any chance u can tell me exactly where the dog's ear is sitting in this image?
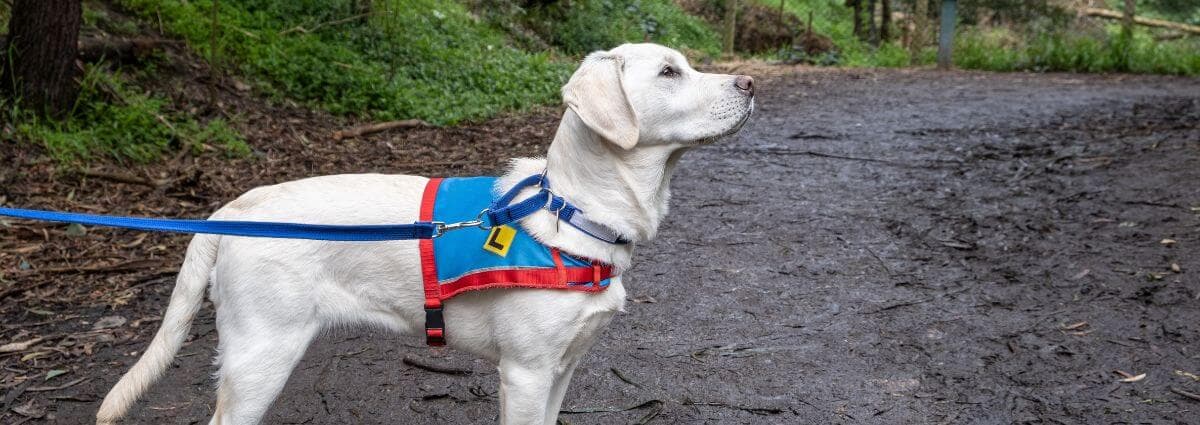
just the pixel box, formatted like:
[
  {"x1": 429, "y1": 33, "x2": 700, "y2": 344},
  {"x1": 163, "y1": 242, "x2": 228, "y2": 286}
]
[{"x1": 562, "y1": 52, "x2": 639, "y2": 150}]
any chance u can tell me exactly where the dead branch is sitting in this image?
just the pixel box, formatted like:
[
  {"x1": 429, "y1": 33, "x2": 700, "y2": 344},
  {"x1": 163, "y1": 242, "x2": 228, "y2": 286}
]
[
  {"x1": 13, "y1": 259, "x2": 170, "y2": 277},
  {"x1": 26, "y1": 378, "x2": 89, "y2": 392},
  {"x1": 332, "y1": 119, "x2": 428, "y2": 140},
  {"x1": 1171, "y1": 386, "x2": 1200, "y2": 403},
  {"x1": 279, "y1": 12, "x2": 372, "y2": 36},
  {"x1": 77, "y1": 37, "x2": 181, "y2": 63},
  {"x1": 402, "y1": 356, "x2": 472, "y2": 376},
  {"x1": 1082, "y1": 8, "x2": 1200, "y2": 35},
  {"x1": 76, "y1": 169, "x2": 165, "y2": 188}
]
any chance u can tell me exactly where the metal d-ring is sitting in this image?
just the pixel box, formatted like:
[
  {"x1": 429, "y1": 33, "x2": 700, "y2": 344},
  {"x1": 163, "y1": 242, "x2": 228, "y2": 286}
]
[{"x1": 474, "y1": 208, "x2": 493, "y2": 230}]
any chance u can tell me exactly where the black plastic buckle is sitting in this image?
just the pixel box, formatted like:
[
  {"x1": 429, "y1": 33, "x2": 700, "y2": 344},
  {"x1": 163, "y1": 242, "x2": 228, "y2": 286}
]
[{"x1": 425, "y1": 307, "x2": 445, "y2": 346}]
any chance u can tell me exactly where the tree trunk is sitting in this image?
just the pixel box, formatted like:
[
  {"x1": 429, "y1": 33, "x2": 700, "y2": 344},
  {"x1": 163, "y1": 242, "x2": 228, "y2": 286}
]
[
  {"x1": 1, "y1": 0, "x2": 83, "y2": 119},
  {"x1": 910, "y1": 0, "x2": 928, "y2": 64},
  {"x1": 880, "y1": 0, "x2": 891, "y2": 42},
  {"x1": 848, "y1": 0, "x2": 863, "y2": 39},
  {"x1": 867, "y1": 0, "x2": 879, "y2": 45},
  {"x1": 723, "y1": 0, "x2": 738, "y2": 57}
]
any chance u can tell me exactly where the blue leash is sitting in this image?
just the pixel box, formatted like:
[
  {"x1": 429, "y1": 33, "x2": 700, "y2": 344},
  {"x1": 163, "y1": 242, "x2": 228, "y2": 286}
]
[{"x1": 0, "y1": 173, "x2": 628, "y2": 244}]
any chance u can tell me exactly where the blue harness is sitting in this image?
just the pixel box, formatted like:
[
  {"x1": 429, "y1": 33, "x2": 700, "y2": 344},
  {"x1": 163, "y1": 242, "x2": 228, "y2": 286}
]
[{"x1": 0, "y1": 173, "x2": 625, "y2": 345}]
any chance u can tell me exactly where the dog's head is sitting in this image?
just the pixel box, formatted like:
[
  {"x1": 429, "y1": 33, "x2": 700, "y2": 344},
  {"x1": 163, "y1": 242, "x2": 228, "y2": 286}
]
[{"x1": 562, "y1": 43, "x2": 754, "y2": 150}]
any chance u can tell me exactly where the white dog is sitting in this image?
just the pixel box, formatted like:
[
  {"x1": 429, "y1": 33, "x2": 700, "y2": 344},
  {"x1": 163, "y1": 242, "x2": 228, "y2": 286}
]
[{"x1": 96, "y1": 43, "x2": 754, "y2": 425}]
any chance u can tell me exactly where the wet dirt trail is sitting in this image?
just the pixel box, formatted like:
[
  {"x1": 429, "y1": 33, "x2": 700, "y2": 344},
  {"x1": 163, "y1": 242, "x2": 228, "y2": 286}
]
[{"x1": 8, "y1": 69, "x2": 1200, "y2": 424}]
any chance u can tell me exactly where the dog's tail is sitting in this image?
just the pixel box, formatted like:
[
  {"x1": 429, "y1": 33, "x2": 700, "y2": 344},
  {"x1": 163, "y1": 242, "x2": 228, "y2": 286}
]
[{"x1": 97, "y1": 234, "x2": 219, "y2": 424}]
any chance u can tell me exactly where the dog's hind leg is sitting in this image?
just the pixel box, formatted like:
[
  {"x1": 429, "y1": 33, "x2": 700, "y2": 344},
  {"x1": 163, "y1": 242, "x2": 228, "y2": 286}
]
[{"x1": 208, "y1": 310, "x2": 319, "y2": 425}]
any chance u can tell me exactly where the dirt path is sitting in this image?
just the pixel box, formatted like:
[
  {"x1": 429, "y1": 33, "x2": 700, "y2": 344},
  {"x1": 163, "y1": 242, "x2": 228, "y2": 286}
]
[{"x1": 3, "y1": 69, "x2": 1199, "y2": 424}]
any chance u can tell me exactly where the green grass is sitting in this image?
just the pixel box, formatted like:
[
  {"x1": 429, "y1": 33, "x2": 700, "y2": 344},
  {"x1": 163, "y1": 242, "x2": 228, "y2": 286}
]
[
  {"x1": 760, "y1": 0, "x2": 1198, "y2": 75},
  {"x1": 955, "y1": 25, "x2": 1200, "y2": 76},
  {"x1": 520, "y1": 0, "x2": 722, "y2": 58},
  {"x1": 116, "y1": 0, "x2": 571, "y2": 125},
  {"x1": 10, "y1": 65, "x2": 248, "y2": 163}
]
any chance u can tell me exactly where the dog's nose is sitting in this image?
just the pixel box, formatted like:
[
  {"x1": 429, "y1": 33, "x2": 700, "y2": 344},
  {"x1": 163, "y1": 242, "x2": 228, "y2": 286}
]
[{"x1": 734, "y1": 75, "x2": 754, "y2": 95}]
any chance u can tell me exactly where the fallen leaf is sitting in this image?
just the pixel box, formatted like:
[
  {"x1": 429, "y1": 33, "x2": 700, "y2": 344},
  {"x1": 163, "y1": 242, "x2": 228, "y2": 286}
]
[
  {"x1": 1062, "y1": 321, "x2": 1089, "y2": 330},
  {"x1": 0, "y1": 337, "x2": 45, "y2": 353},
  {"x1": 93, "y1": 315, "x2": 127, "y2": 330},
  {"x1": 21, "y1": 351, "x2": 49, "y2": 362},
  {"x1": 1160, "y1": 239, "x2": 1177, "y2": 246},
  {"x1": 1176, "y1": 370, "x2": 1200, "y2": 382},
  {"x1": 65, "y1": 223, "x2": 87, "y2": 237},
  {"x1": 45, "y1": 369, "x2": 68, "y2": 381},
  {"x1": 1119, "y1": 373, "x2": 1147, "y2": 383},
  {"x1": 11, "y1": 400, "x2": 45, "y2": 418},
  {"x1": 233, "y1": 80, "x2": 252, "y2": 91}
]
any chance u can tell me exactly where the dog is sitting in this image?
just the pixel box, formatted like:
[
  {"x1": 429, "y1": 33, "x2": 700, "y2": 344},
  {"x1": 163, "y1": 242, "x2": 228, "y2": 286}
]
[{"x1": 96, "y1": 43, "x2": 754, "y2": 425}]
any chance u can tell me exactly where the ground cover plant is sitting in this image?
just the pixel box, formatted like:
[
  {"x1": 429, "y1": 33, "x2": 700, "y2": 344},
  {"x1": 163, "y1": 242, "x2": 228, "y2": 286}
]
[{"x1": 115, "y1": 0, "x2": 571, "y2": 125}]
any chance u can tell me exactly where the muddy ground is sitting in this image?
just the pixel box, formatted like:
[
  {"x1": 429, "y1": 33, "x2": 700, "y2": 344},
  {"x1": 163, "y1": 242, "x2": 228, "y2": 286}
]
[{"x1": 2, "y1": 67, "x2": 1199, "y2": 424}]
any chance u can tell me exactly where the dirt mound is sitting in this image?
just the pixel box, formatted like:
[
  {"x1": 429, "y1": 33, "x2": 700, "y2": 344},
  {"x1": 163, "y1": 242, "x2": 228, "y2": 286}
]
[{"x1": 677, "y1": 0, "x2": 804, "y2": 53}]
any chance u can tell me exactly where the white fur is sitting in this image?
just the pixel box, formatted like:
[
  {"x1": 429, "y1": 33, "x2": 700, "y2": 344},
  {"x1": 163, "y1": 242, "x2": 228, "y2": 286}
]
[{"x1": 96, "y1": 43, "x2": 754, "y2": 425}]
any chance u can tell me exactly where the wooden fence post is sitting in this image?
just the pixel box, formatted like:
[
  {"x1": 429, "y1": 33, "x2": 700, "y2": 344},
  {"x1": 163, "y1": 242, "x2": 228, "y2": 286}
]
[{"x1": 937, "y1": 0, "x2": 956, "y2": 69}]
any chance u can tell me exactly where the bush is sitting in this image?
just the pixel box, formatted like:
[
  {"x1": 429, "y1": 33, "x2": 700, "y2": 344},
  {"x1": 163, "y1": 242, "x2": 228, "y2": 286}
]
[
  {"x1": 117, "y1": 0, "x2": 572, "y2": 124},
  {"x1": 11, "y1": 65, "x2": 248, "y2": 163},
  {"x1": 520, "y1": 0, "x2": 722, "y2": 57}
]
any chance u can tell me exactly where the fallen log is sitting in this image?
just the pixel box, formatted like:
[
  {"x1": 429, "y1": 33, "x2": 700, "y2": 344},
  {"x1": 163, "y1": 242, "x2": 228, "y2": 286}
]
[
  {"x1": 1082, "y1": 7, "x2": 1200, "y2": 36},
  {"x1": 77, "y1": 37, "x2": 182, "y2": 63},
  {"x1": 331, "y1": 119, "x2": 428, "y2": 140}
]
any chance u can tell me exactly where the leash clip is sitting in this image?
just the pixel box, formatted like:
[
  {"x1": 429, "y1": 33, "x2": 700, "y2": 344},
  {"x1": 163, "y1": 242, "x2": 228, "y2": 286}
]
[{"x1": 430, "y1": 209, "x2": 493, "y2": 238}]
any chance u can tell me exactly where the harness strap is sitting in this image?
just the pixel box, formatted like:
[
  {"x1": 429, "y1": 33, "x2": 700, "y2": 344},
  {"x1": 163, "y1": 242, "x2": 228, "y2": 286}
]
[{"x1": 483, "y1": 173, "x2": 630, "y2": 245}]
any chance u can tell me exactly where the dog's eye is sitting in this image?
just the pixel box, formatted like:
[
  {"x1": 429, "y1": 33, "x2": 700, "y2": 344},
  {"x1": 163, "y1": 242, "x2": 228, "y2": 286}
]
[{"x1": 659, "y1": 65, "x2": 678, "y2": 77}]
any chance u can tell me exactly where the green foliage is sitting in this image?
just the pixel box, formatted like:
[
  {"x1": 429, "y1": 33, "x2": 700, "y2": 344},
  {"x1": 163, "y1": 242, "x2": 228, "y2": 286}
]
[
  {"x1": 954, "y1": 26, "x2": 1200, "y2": 76},
  {"x1": 116, "y1": 0, "x2": 570, "y2": 124},
  {"x1": 11, "y1": 65, "x2": 248, "y2": 163},
  {"x1": 523, "y1": 0, "x2": 722, "y2": 57},
  {"x1": 760, "y1": 0, "x2": 914, "y2": 67}
]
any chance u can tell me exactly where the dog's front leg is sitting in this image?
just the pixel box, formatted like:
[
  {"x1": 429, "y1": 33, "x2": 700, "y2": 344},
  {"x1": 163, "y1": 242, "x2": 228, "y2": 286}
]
[
  {"x1": 542, "y1": 357, "x2": 583, "y2": 425},
  {"x1": 498, "y1": 359, "x2": 556, "y2": 425}
]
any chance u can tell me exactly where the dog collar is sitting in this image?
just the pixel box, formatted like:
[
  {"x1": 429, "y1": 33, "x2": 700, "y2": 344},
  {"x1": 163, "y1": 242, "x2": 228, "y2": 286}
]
[{"x1": 477, "y1": 172, "x2": 630, "y2": 245}]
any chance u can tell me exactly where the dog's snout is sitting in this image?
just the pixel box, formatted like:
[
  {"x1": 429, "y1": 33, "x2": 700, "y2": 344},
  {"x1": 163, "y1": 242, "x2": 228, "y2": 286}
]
[{"x1": 734, "y1": 75, "x2": 754, "y2": 95}]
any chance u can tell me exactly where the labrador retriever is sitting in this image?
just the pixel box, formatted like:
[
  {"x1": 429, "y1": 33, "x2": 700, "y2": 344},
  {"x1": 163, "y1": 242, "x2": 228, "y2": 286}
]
[{"x1": 96, "y1": 43, "x2": 754, "y2": 425}]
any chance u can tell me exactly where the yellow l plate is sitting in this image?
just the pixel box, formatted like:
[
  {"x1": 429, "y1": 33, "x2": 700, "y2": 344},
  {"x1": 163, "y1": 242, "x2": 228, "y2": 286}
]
[{"x1": 482, "y1": 225, "x2": 516, "y2": 257}]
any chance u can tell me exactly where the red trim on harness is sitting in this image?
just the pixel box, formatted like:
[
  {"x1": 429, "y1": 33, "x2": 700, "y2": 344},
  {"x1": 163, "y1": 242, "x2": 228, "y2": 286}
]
[
  {"x1": 417, "y1": 177, "x2": 616, "y2": 346},
  {"x1": 438, "y1": 266, "x2": 611, "y2": 300},
  {"x1": 550, "y1": 248, "x2": 567, "y2": 285},
  {"x1": 419, "y1": 178, "x2": 444, "y2": 345}
]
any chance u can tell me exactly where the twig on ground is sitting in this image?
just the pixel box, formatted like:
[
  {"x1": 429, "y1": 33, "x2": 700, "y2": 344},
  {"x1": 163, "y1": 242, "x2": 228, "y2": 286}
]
[
  {"x1": 332, "y1": 119, "x2": 428, "y2": 140},
  {"x1": 26, "y1": 378, "x2": 89, "y2": 392},
  {"x1": 560, "y1": 399, "x2": 663, "y2": 414},
  {"x1": 279, "y1": 12, "x2": 372, "y2": 35},
  {"x1": 1170, "y1": 387, "x2": 1200, "y2": 403},
  {"x1": 402, "y1": 356, "x2": 472, "y2": 376},
  {"x1": 76, "y1": 169, "x2": 165, "y2": 188},
  {"x1": 860, "y1": 286, "x2": 971, "y2": 314},
  {"x1": 682, "y1": 399, "x2": 785, "y2": 415},
  {"x1": 610, "y1": 367, "x2": 644, "y2": 389}
]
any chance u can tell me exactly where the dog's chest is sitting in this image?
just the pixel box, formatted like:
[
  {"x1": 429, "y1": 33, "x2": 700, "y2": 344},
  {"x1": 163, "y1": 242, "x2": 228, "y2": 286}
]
[{"x1": 419, "y1": 177, "x2": 613, "y2": 301}]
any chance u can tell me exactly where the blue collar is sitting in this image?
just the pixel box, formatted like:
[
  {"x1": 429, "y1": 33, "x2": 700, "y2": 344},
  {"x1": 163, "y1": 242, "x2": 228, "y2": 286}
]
[{"x1": 480, "y1": 173, "x2": 630, "y2": 245}]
